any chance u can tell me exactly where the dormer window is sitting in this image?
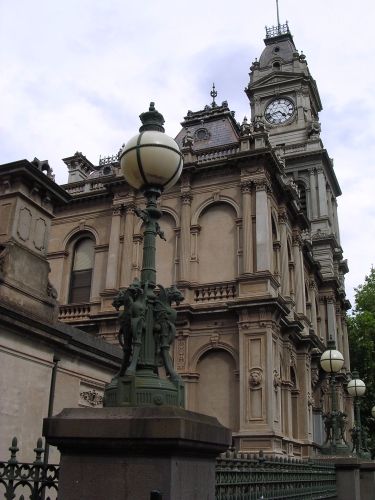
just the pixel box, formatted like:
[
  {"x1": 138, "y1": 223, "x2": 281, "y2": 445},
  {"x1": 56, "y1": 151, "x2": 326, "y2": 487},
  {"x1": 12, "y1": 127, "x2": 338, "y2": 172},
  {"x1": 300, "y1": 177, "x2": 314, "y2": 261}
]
[{"x1": 273, "y1": 61, "x2": 281, "y2": 70}]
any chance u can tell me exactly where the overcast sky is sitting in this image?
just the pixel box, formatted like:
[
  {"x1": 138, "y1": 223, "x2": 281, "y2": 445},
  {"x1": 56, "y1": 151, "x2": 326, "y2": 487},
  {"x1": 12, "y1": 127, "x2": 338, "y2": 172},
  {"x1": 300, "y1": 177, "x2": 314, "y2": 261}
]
[{"x1": 1, "y1": 0, "x2": 374, "y2": 307}]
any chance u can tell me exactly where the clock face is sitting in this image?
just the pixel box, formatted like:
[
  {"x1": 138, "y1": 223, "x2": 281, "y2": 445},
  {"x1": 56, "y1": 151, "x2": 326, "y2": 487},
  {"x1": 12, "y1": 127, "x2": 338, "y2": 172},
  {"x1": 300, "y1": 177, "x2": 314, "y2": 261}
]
[{"x1": 265, "y1": 98, "x2": 295, "y2": 125}]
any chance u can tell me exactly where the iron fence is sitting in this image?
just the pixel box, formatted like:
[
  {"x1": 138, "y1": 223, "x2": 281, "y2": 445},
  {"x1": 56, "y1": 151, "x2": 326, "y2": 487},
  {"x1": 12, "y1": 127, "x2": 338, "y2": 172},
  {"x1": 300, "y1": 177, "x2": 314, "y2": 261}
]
[
  {"x1": 0, "y1": 438, "x2": 59, "y2": 500},
  {"x1": 216, "y1": 450, "x2": 337, "y2": 500},
  {"x1": 1, "y1": 438, "x2": 337, "y2": 500}
]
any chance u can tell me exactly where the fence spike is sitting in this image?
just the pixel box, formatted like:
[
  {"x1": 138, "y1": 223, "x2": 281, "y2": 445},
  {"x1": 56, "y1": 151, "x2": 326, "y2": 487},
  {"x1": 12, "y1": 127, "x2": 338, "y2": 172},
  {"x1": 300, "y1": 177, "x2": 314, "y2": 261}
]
[
  {"x1": 33, "y1": 437, "x2": 44, "y2": 465},
  {"x1": 8, "y1": 436, "x2": 19, "y2": 464}
]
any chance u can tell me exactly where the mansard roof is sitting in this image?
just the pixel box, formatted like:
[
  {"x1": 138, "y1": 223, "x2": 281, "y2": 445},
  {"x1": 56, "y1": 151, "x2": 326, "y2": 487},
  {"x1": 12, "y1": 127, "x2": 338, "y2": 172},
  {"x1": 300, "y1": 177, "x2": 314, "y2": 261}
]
[{"x1": 175, "y1": 100, "x2": 240, "y2": 152}]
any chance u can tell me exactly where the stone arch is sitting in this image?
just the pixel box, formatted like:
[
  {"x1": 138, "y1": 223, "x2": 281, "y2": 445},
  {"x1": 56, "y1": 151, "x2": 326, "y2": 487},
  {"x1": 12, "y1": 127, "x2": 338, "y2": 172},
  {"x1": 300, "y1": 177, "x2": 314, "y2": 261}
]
[
  {"x1": 191, "y1": 196, "x2": 240, "y2": 226},
  {"x1": 191, "y1": 342, "x2": 238, "y2": 372},
  {"x1": 63, "y1": 226, "x2": 99, "y2": 249},
  {"x1": 194, "y1": 346, "x2": 239, "y2": 430}
]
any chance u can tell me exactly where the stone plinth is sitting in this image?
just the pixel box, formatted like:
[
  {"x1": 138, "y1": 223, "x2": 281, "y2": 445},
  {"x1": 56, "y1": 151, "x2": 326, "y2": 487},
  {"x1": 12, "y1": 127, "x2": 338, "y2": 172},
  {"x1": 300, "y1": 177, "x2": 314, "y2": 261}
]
[
  {"x1": 43, "y1": 406, "x2": 231, "y2": 500},
  {"x1": 321, "y1": 456, "x2": 375, "y2": 500}
]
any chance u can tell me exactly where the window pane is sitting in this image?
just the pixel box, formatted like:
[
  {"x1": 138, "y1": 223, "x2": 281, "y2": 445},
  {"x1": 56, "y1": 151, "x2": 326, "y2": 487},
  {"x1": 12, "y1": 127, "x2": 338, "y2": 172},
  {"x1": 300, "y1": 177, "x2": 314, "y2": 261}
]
[
  {"x1": 70, "y1": 269, "x2": 92, "y2": 303},
  {"x1": 73, "y1": 238, "x2": 95, "y2": 271}
]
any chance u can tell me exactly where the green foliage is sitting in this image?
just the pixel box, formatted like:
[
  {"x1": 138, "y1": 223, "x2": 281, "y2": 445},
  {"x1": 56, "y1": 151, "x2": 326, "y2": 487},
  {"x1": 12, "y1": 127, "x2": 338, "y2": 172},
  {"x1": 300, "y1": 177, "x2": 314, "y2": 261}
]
[{"x1": 348, "y1": 267, "x2": 375, "y2": 451}]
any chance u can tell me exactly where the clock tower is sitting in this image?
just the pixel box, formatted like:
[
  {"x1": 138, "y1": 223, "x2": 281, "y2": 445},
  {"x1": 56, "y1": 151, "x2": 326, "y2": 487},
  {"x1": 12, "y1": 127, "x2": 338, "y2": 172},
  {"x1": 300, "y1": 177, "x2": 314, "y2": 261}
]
[
  {"x1": 246, "y1": 22, "x2": 322, "y2": 147},
  {"x1": 246, "y1": 22, "x2": 348, "y2": 296}
]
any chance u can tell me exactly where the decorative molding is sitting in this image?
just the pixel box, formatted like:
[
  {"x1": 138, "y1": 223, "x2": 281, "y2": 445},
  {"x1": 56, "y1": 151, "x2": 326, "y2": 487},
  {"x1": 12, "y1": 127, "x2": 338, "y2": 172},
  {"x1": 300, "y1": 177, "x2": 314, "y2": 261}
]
[{"x1": 79, "y1": 389, "x2": 103, "y2": 407}]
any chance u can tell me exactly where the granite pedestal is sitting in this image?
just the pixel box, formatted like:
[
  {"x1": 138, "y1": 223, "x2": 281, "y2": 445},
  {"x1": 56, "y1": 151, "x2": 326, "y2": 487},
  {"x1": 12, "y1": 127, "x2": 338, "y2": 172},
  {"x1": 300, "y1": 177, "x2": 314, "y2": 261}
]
[{"x1": 43, "y1": 406, "x2": 231, "y2": 500}]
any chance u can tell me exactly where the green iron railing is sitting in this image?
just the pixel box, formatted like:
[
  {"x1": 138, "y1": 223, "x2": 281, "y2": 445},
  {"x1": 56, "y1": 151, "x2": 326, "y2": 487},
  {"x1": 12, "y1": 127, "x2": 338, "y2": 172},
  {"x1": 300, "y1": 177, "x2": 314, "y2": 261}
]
[
  {"x1": 1, "y1": 438, "x2": 337, "y2": 500},
  {"x1": 0, "y1": 437, "x2": 59, "y2": 500},
  {"x1": 216, "y1": 450, "x2": 337, "y2": 500}
]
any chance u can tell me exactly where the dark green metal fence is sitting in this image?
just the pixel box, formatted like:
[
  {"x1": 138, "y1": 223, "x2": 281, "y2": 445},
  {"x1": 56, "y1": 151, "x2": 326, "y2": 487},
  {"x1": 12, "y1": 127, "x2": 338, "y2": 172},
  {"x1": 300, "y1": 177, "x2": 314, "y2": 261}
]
[
  {"x1": 1, "y1": 438, "x2": 337, "y2": 500},
  {"x1": 0, "y1": 438, "x2": 59, "y2": 500},
  {"x1": 216, "y1": 450, "x2": 337, "y2": 500}
]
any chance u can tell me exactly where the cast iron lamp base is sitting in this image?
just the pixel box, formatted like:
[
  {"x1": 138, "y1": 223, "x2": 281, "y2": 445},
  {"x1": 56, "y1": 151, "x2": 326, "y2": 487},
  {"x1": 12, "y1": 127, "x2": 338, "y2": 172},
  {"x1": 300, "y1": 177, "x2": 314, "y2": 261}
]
[{"x1": 104, "y1": 369, "x2": 184, "y2": 407}]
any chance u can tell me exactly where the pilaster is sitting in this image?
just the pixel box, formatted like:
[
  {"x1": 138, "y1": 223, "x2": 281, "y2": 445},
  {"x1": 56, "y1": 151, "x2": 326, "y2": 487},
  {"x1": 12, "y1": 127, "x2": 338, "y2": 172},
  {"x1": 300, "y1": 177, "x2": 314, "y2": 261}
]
[
  {"x1": 120, "y1": 203, "x2": 136, "y2": 288},
  {"x1": 104, "y1": 204, "x2": 122, "y2": 290},
  {"x1": 241, "y1": 180, "x2": 253, "y2": 274},
  {"x1": 179, "y1": 189, "x2": 192, "y2": 283},
  {"x1": 255, "y1": 179, "x2": 271, "y2": 272}
]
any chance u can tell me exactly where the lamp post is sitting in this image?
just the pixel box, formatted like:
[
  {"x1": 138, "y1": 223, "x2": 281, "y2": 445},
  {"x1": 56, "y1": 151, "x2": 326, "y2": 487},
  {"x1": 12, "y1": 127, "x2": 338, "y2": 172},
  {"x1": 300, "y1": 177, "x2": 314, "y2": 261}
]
[
  {"x1": 320, "y1": 339, "x2": 350, "y2": 455},
  {"x1": 347, "y1": 371, "x2": 370, "y2": 459},
  {"x1": 103, "y1": 102, "x2": 184, "y2": 408}
]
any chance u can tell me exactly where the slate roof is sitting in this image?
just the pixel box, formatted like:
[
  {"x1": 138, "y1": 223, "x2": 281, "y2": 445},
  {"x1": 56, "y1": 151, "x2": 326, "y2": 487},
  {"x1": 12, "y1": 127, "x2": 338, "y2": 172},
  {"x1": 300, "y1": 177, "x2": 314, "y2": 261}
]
[{"x1": 175, "y1": 101, "x2": 240, "y2": 152}]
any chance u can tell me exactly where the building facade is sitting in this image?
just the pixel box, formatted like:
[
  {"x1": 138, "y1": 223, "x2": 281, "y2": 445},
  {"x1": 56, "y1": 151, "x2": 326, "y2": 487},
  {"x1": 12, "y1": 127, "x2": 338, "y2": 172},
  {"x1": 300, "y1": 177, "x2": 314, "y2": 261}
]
[{"x1": 0, "y1": 23, "x2": 351, "y2": 458}]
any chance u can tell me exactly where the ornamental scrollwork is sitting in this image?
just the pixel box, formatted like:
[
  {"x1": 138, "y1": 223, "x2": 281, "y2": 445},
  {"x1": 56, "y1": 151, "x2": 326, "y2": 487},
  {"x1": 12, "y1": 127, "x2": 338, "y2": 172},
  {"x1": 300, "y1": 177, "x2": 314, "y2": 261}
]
[{"x1": 80, "y1": 389, "x2": 103, "y2": 407}]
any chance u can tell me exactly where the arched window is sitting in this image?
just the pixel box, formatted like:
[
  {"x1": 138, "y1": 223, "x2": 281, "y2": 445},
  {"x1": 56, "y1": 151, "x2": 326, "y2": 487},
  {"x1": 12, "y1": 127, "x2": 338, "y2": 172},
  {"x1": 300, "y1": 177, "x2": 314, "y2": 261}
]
[{"x1": 69, "y1": 237, "x2": 95, "y2": 303}]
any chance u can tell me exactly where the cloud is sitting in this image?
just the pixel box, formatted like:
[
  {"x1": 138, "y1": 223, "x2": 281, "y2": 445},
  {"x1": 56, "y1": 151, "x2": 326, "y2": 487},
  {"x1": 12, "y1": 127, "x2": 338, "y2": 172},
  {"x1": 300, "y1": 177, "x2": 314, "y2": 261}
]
[{"x1": 1, "y1": 0, "x2": 374, "y2": 305}]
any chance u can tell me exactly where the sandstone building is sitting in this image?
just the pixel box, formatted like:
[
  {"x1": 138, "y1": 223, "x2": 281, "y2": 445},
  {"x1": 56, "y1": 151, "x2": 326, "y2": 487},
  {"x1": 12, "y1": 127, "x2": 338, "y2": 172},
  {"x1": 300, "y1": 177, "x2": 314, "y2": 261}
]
[{"x1": 0, "y1": 22, "x2": 351, "y2": 458}]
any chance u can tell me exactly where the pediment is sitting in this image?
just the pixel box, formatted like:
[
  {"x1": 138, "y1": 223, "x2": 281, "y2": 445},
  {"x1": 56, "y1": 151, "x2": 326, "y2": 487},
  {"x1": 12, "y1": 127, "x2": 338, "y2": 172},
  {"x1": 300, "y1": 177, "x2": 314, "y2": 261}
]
[{"x1": 249, "y1": 72, "x2": 305, "y2": 90}]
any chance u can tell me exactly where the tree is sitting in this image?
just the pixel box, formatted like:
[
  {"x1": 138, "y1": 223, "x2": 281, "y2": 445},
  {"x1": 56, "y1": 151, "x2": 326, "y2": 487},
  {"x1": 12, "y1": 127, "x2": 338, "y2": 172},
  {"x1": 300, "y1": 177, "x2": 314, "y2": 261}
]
[{"x1": 347, "y1": 267, "x2": 375, "y2": 452}]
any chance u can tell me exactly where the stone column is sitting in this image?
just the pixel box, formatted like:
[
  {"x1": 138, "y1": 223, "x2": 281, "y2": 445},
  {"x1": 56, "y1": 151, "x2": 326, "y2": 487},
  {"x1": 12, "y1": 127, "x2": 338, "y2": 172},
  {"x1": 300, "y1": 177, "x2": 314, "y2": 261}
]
[
  {"x1": 317, "y1": 168, "x2": 328, "y2": 217},
  {"x1": 278, "y1": 209, "x2": 289, "y2": 297},
  {"x1": 326, "y1": 295, "x2": 337, "y2": 342},
  {"x1": 309, "y1": 168, "x2": 318, "y2": 219},
  {"x1": 241, "y1": 181, "x2": 253, "y2": 274},
  {"x1": 44, "y1": 406, "x2": 231, "y2": 500},
  {"x1": 292, "y1": 231, "x2": 305, "y2": 315},
  {"x1": 105, "y1": 205, "x2": 122, "y2": 290},
  {"x1": 179, "y1": 191, "x2": 192, "y2": 283},
  {"x1": 255, "y1": 179, "x2": 271, "y2": 271},
  {"x1": 120, "y1": 203, "x2": 136, "y2": 288}
]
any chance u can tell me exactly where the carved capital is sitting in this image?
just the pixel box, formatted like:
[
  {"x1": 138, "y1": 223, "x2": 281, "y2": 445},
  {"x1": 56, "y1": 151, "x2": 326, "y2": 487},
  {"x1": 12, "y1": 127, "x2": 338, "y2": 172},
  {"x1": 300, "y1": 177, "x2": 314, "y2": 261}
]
[
  {"x1": 240, "y1": 180, "x2": 253, "y2": 194},
  {"x1": 180, "y1": 191, "x2": 193, "y2": 205},
  {"x1": 292, "y1": 230, "x2": 303, "y2": 247},
  {"x1": 190, "y1": 224, "x2": 201, "y2": 235},
  {"x1": 254, "y1": 178, "x2": 271, "y2": 192},
  {"x1": 112, "y1": 205, "x2": 123, "y2": 216},
  {"x1": 278, "y1": 209, "x2": 288, "y2": 223},
  {"x1": 123, "y1": 202, "x2": 136, "y2": 215}
]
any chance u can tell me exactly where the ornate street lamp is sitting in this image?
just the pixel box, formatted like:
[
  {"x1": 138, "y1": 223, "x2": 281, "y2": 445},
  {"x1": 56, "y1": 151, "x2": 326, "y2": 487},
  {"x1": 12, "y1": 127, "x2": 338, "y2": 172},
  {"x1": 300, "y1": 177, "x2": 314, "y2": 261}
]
[
  {"x1": 347, "y1": 371, "x2": 370, "y2": 458},
  {"x1": 320, "y1": 339, "x2": 350, "y2": 455},
  {"x1": 103, "y1": 102, "x2": 184, "y2": 408}
]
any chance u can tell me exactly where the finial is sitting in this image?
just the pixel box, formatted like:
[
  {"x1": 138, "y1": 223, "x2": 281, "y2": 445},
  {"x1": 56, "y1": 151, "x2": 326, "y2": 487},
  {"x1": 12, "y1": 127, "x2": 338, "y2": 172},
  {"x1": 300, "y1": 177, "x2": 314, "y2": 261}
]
[
  {"x1": 139, "y1": 102, "x2": 165, "y2": 133},
  {"x1": 210, "y1": 83, "x2": 218, "y2": 107}
]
